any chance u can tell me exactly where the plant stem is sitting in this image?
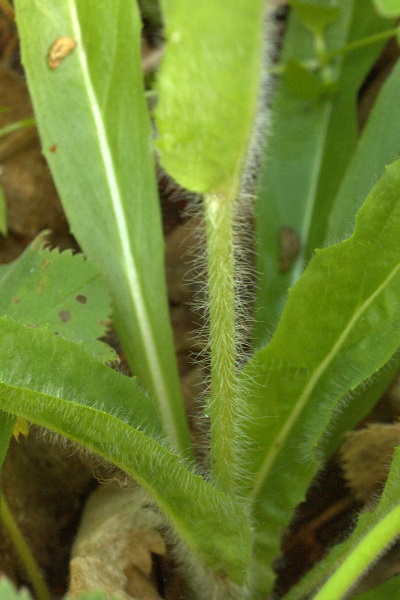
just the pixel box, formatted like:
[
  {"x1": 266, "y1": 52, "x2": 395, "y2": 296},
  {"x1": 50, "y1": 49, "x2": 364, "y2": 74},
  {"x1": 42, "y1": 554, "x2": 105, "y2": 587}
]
[
  {"x1": 0, "y1": 117, "x2": 35, "y2": 138},
  {"x1": 203, "y1": 192, "x2": 240, "y2": 493},
  {"x1": 267, "y1": 27, "x2": 399, "y2": 77},
  {"x1": 324, "y1": 27, "x2": 399, "y2": 62},
  {"x1": 0, "y1": 489, "x2": 52, "y2": 600}
]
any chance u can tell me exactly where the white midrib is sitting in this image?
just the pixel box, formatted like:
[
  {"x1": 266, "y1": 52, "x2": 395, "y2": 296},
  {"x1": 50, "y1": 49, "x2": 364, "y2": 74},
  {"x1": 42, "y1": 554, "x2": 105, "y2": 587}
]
[
  {"x1": 68, "y1": 3, "x2": 178, "y2": 448},
  {"x1": 251, "y1": 260, "x2": 400, "y2": 500}
]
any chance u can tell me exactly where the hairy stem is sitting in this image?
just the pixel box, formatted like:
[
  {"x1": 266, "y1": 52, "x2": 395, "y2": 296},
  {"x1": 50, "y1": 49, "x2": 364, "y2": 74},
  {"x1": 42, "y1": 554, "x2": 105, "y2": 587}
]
[
  {"x1": 204, "y1": 192, "x2": 241, "y2": 492},
  {"x1": 0, "y1": 488, "x2": 51, "y2": 600}
]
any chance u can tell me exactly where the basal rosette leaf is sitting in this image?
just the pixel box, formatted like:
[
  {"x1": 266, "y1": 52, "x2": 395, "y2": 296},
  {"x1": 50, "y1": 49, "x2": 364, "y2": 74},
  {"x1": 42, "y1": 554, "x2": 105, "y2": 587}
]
[
  {"x1": 254, "y1": 1, "x2": 392, "y2": 343},
  {"x1": 0, "y1": 321, "x2": 252, "y2": 585},
  {"x1": 14, "y1": 0, "x2": 191, "y2": 455},
  {"x1": 0, "y1": 317, "x2": 162, "y2": 436},
  {"x1": 244, "y1": 159, "x2": 400, "y2": 596}
]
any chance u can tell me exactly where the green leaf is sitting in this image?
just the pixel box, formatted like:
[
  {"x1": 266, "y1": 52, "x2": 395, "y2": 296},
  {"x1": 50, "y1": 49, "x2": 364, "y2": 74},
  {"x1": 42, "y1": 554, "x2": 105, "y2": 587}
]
[
  {"x1": 14, "y1": 0, "x2": 191, "y2": 456},
  {"x1": 0, "y1": 233, "x2": 115, "y2": 363},
  {"x1": 0, "y1": 577, "x2": 126, "y2": 600},
  {"x1": 353, "y1": 575, "x2": 400, "y2": 599},
  {"x1": 372, "y1": 0, "x2": 400, "y2": 17},
  {"x1": 0, "y1": 412, "x2": 14, "y2": 470},
  {"x1": 0, "y1": 186, "x2": 6, "y2": 236},
  {"x1": 0, "y1": 578, "x2": 32, "y2": 600},
  {"x1": 0, "y1": 328, "x2": 252, "y2": 586},
  {"x1": 327, "y1": 57, "x2": 400, "y2": 245},
  {"x1": 320, "y1": 349, "x2": 400, "y2": 458},
  {"x1": 244, "y1": 159, "x2": 400, "y2": 596},
  {"x1": 285, "y1": 448, "x2": 400, "y2": 600},
  {"x1": 0, "y1": 317, "x2": 162, "y2": 436},
  {"x1": 254, "y1": 1, "x2": 391, "y2": 344},
  {"x1": 291, "y1": 1, "x2": 340, "y2": 36},
  {"x1": 283, "y1": 59, "x2": 332, "y2": 99},
  {"x1": 318, "y1": 57, "x2": 400, "y2": 448},
  {"x1": 155, "y1": 0, "x2": 265, "y2": 196}
]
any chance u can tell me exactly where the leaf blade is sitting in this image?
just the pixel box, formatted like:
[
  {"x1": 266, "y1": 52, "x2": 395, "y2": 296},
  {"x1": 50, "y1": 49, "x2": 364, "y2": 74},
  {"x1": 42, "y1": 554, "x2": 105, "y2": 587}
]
[
  {"x1": 0, "y1": 338, "x2": 252, "y2": 586},
  {"x1": 0, "y1": 316, "x2": 162, "y2": 436},
  {"x1": 14, "y1": 0, "x2": 191, "y2": 455},
  {"x1": 285, "y1": 447, "x2": 400, "y2": 600},
  {"x1": 254, "y1": 1, "x2": 391, "y2": 343},
  {"x1": 245, "y1": 159, "x2": 400, "y2": 595},
  {"x1": 155, "y1": 0, "x2": 265, "y2": 196},
  {"x1": 0, "y1": 234, "x2": 115, "y2": 362}
]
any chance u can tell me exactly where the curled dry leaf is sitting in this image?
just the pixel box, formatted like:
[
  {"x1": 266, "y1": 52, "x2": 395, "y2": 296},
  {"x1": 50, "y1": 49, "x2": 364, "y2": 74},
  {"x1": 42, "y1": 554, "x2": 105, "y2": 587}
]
[
  {"x1": 68, "y1": 483, "x2": 165, "y2": 600},
  {"x1": 339, "y1": 422, "x2": 400, "y2": 504},
  {"x1": 0, "y1": 66, "x2": 66, "y2": 240}
]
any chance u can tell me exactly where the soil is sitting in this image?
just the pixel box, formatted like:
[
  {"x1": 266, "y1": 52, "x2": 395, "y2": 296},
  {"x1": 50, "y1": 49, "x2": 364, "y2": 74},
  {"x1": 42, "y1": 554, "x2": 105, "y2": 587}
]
[{"x1": 0, "y1": 4, "x2": 399, "y2": 600}]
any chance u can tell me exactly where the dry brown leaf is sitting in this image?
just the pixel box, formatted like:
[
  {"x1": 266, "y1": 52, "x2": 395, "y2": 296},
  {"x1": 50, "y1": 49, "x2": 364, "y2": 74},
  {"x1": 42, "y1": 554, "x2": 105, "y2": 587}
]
[
  {"x1": 165, "y1": 217, "x2": 203, "y2": 305},
  {"x1": 0, "y1": 66, "x2": 67, "y2": 238},
  {"x1": 339, "y1": 422, "x2": 400, "y2": 503},
  {"x1": 68, "y1": 483, "x2": 166, "y2": 600}
]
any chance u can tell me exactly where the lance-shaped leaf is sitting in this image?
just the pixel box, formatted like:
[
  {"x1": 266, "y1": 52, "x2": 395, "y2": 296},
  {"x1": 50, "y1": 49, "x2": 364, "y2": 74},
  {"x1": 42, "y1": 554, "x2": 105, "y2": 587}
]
[
  {"x1": 284, "y1": 447, "x2": 400, "y2": 600},
  {"x1": 327, "y1": 57, "x2": 400, "y2": 246},
  {"x1": 14, "y1": 0, "x2": 191, "y2": 456},
  {"x1": 243, "y1": 159, "x2": 400, "y2": 596},
  {"x1": 254, "y1": 1, "x2": 391, "y2": 343},
  {"x1": 0, "y1": 316, "x2": 162, "y2": 435},
  {"x1": 0, "y1": 323, "x2": 251, "y2": 586},
  {"x1": 0, "y1": 233, "x2": 115, "y2": 362}
]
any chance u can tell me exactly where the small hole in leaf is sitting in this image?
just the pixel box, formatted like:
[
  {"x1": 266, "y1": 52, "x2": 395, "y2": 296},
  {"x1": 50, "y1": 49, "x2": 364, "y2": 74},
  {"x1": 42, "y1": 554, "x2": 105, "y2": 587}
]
[
  {"x1": 58, "y1": 310, "x2": 71, "y2": 323},
  {"x1": 75, "y1": 294, "x2": 87, "y2": 304}
]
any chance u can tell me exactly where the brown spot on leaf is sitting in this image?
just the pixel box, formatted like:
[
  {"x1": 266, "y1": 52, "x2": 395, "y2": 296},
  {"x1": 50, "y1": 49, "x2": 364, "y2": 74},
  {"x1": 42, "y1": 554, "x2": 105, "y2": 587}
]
[
  {"x1": 58, "y1": 310, "x2": 71, "y2": 323},
  {"x1": 12, "y1": 296, "x2": 20, "y2": 304},
  {"x1": 49, "y1": 144, "x2": 58, "y2": 153},
  {"x1": 75, "y1": 294, "x2": 87, "y2": 304},
  {"x1": 47, "y1": 37, "x2": 77, "y2": 69},
  {"x1": 279, "y1": 226, "x2": 301, "y2": 273}
]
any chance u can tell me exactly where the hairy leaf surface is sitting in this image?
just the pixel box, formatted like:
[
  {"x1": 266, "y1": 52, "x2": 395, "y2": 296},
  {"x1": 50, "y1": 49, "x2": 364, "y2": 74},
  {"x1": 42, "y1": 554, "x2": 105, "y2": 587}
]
[
  {"x1": 245, "y1": 160, "x2": 400, "y2": 595},
  {"x1": 0, "y1": 330, "x2": 252, "y2": 585},
  {"x1": 0, "y1": 317, "x2": 162, "y2": 436},
  {"x1": 156, "y1": 0, "x2": 265, "y2": 196}
]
